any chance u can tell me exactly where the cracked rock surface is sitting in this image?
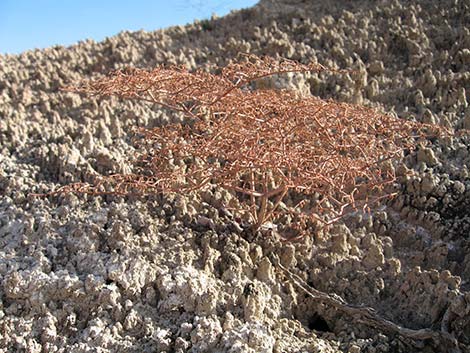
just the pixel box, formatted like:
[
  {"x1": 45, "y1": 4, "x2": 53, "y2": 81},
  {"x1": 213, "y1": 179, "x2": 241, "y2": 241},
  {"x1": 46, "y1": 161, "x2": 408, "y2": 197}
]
[{"x1": 1, "y1": 0, "x2": 470, "y2": 351}]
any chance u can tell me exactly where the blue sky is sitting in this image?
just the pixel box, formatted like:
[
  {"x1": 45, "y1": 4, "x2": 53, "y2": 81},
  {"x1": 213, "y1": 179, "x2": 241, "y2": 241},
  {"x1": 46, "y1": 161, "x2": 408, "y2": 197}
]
[{"x1": 0, "y1": 0, "x2": 258, "y2": 54}]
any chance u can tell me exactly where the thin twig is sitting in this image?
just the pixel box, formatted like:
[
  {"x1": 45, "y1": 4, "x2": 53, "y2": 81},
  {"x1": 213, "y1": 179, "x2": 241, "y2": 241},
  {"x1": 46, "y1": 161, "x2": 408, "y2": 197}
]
[{"x1": 270, "y1": 255, "x2": 463, "y2": 353}]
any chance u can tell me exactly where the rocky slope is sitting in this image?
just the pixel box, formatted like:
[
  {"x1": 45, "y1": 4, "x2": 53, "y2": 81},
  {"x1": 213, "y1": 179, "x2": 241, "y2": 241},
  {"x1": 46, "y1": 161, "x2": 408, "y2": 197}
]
[{"x1": 1, "y1": 0, "x2": 469, "y2": 352}]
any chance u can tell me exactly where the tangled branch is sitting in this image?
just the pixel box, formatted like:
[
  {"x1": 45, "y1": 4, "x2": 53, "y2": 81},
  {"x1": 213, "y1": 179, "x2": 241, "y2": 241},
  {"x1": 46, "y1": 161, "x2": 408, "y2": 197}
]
[{"x1": 49, "y1": 55, "x2": 448, "y2": 234}]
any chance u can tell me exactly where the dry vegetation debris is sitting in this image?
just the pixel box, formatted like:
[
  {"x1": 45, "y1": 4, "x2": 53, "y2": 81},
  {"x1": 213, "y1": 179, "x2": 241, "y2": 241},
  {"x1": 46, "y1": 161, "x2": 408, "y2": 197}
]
[{"x1": 52, "y1": 55, "x2": 447, "y2": 235}]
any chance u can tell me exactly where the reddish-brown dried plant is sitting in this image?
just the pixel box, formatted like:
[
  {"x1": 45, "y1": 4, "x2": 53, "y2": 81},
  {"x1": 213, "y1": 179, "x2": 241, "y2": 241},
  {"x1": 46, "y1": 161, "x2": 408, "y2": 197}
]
[{"x1": 52, "y1": 55, "x2": 444, "y2": 234}]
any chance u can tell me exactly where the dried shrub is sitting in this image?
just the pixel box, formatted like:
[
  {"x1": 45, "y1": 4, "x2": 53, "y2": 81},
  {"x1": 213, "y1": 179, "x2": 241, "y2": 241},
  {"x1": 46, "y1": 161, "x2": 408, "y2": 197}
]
[{"x1": 48, "y1": 55, "x2": 446, "y2": 235}]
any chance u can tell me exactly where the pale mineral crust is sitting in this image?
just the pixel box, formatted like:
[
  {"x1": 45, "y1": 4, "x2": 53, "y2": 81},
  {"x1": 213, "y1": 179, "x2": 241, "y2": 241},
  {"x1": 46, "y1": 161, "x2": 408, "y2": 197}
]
[{"x1": 1, "y1": 0, "x2": 469, "y2": 352}]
